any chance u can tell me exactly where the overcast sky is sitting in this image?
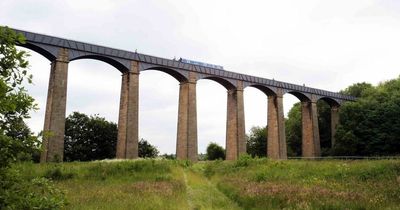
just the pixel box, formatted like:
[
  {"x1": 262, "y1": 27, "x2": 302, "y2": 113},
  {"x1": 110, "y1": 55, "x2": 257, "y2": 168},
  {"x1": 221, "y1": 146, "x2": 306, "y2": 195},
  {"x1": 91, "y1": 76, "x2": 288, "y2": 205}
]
[{"x1": 1, "y1": 0, "x2": 399, "y2": 154}]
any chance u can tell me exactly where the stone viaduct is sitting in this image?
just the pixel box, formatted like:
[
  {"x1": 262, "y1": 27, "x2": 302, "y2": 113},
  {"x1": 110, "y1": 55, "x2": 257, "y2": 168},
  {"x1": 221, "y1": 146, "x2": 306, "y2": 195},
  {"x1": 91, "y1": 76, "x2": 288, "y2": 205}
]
[{"x1": 12, "y1": 28, "x2": 356, "y2": 162}]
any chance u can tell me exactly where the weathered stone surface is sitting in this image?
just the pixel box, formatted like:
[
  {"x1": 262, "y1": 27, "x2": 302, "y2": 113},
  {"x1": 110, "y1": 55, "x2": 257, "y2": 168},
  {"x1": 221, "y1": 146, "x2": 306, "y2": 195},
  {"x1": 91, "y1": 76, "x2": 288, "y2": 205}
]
[
  {"x1": 116, "y1": 61, "x2": 139, "y2": 159},
  {"x1": 301, "y1": 97, "x2": 321, "y2": 157},
  {"x1": 41, "y1": 48, "x2": 69, "y2": 162},
  {"x1": 226, "y1": 81, "x2": 246, "y2": 160},
  {"x1": 176, "y1": 72, "x2": 198, "y2": 161},
  {"x1": 331, "y1": 106, "x2": 340, "y2": 147},
  {"x1": 267, "y1": 89, "x2": 287, "y2": 159}
]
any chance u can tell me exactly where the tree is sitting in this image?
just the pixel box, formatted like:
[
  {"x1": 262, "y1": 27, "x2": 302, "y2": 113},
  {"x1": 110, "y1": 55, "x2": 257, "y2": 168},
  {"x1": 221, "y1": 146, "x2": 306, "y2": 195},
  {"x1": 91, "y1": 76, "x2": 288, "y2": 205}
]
[
  {"x1": 206, "y1": 142, "x2": 225, "y2": 160},
  {"x1": 285, "y1": 101, "x2": 334, "y2": 156},
  {"x1": 138, "y1": 138, "x2": 159, "y2": 158},
  {"x1": 246, "y1": 126, "x2": 267, "y2": 157},
  {"x1": 0, "y1": 26, "x2": 66, "y2": 209},
  {"x1": 285, "y1": 103, "x2": 302, "y2": 156},
  {"x1": 333, "y1": 78, "x2": 400, "y2": 156},
  {"x1": 64, "y1": 112, "x2": 118, "y2": 161}
]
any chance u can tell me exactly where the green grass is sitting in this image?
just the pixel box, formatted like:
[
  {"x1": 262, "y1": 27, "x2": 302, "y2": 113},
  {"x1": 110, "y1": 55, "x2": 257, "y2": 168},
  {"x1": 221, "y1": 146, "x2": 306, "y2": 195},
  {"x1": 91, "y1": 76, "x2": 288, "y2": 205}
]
[{"x1": 13, "y1": 158, "x2": 400, "y2": 210}]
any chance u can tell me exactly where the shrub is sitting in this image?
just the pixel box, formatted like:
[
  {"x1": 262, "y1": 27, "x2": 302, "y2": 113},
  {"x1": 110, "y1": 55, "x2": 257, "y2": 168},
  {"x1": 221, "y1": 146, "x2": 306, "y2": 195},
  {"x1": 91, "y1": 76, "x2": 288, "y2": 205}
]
[{"x1": 44, "y1": 166, "x2": 75, "y2": 181}]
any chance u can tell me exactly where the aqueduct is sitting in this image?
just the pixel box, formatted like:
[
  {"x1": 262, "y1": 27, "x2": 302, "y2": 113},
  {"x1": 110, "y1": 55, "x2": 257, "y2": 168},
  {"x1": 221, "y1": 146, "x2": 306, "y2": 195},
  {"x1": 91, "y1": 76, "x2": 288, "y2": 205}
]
[{"x1": 12, "y1": 28, "x2": 356, "y2": 162}]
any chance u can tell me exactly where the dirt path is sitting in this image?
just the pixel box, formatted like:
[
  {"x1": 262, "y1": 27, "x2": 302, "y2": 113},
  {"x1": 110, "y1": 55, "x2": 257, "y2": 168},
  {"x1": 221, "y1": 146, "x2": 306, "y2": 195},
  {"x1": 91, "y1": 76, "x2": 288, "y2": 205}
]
[{"x1": 182, "y1": 169, "x2": 242, "y2": 210}]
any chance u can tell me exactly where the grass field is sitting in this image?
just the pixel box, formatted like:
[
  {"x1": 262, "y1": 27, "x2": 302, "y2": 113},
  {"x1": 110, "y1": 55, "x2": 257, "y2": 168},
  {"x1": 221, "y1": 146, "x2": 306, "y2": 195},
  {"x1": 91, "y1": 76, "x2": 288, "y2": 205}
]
[{"x1": 13, "y1": 157, "x2": 400, "y2": 210}]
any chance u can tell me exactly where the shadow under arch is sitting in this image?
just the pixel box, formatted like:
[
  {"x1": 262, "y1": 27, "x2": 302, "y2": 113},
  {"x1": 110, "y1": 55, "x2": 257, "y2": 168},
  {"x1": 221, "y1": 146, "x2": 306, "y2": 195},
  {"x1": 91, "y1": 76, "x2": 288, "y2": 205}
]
[
  {"x1": 142, "y1": 67, "x2": 187, "y2": 83},
  {"x1": 200, "y1": 76, "x2": 236, "y2": 90},
  {"x1": 246, "y1": 84, "x2": 277, "y2": 96},
  {"x1": 286, "y1": 91, "x2": 311, "y2": 102},
  {"x1": 318, "y1": 97, "x2": 340, "y2": 107},
  {"x1": 71, "y1": 55, "x2": 129, "y2": 73},
  {"x1": 18, "y1": 43, "x2": 56, "y2": 61}
]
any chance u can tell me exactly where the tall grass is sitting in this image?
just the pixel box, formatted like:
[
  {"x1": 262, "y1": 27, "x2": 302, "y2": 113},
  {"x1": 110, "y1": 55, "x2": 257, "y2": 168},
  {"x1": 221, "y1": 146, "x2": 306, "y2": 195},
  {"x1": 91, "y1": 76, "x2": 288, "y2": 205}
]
[
  {"x1": 201, "y1": 157, "x2": 400, "y2": 210},
  {"x1": 13, "y1": 158, "x2": 400, "y2": 210}
]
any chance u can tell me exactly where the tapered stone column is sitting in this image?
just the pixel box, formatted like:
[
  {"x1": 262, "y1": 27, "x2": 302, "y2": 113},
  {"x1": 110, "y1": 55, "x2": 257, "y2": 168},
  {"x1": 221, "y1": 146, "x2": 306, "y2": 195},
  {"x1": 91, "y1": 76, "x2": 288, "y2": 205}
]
[
  {"x1": 267, "y1": 90, "x2": 287, "y2": 159},
  {"x1": 41, "y1": 48, "x2": 69, "y2": 163},
  {"x1": 116, "y1": 61, "x2": 139, "y2": 159},
  {"x1": 331, "y1": 106, "x2": 340, "y2": 147},
  {"x1": 176, "y1": 72, "x2": 198, "y2": 161},
  {"x1": 301, "y1": 98, "x2": 321, "y2": 157},
  {"x1": 226, "y1": 81, "x2": 246, "y2": 160}
]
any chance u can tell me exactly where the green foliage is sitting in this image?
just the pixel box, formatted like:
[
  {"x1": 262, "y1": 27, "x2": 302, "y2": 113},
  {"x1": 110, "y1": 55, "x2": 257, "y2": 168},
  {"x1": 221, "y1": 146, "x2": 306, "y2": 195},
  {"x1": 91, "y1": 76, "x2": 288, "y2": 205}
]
[
  {"x1": 206, "y1": 142, "x2": 225, "y2": 160},
  {"x1": 234, "y1": 153, "x2": 253, "y2": 167},
  {"x1": 161, "y1": 153, "x2": 176, "y2": 160},
  {"x1": 333, "y1": 77, "x2": 400, "y2": 156},
  {"x1": 1, "y1": 171, "x2": 67, "y2": 210},
  {"x1": 64, "y1": 112, "x2": 118, "y2": 161},
  {"x1": 0, "y1": 26, "x2": 66, "y2": 209},
  {"x1": 139, "y1": 138, "x2": 159, "y2": 158},
  {"x1": 14, "y1": 160, "x2": 188, "y2": 209},
  {"x1": 206, "y1": 159, "x2": 400, "y2": 209},
  {"x1": 246, "y1": 126, "x2": 267, "y2": 157},
  {"x1": 285, "y1": 101, "x2": 333, "y2": 156},
  {"x1": 44, "y1": 165, "x2": 75, "y2": 181},
  {"x1": 285, "y1": 102, "x2": 302, "y2": 156}
]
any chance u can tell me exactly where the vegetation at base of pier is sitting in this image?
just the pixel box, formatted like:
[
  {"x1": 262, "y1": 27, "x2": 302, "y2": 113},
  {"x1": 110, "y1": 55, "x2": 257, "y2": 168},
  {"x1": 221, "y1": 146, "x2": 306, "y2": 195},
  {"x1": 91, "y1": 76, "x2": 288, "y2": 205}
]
[
  {"x1": 10, "y1": 158, "x2": 400, "y2": 209},
  {"x1": 0, "y1": 26, "x2": 68, "y2": 209}
]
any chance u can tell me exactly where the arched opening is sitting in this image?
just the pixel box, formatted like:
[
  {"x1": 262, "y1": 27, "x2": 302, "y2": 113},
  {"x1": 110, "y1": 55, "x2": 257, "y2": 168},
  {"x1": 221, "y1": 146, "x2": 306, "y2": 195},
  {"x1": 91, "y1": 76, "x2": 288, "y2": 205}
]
[
  {"x1": 142, "y1": 67, "x2": 187, "y2": 83},
  {"x1": 71, "y1": 55, "x2": 129, "y2": 73},
  {"x1": 139, "y1": 70, "x2": 182, "y2": 157},
  {"x1": 65, "y1": 59, "x2": 121, "y2": 161},
  {"x1": 283, "y1": 91, "x2": 310, "y2": 157},
  {"x1": 317, "y1": 97, "x2": 341, "y2": 155},
  {"x1": 197, "y1": 77, "x2": 235, "y2": 160},
  {"x1": 243, "y1": 85, "x2": 274, "y2": 157}
]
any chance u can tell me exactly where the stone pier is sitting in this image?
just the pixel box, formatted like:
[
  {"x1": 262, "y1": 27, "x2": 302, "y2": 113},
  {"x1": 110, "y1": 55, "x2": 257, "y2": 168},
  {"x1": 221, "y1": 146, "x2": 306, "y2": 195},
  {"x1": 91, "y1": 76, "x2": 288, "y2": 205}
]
[
  {"x1": 41, "y1": 48, "x2": 69, "y2": 162},
  {"x1": 301, "y1": 98, "x2": 321, "y2": 157},
  {"x1": 176, "y1": 72, "x2": 198, "y2": 161},
  {"x1": 226, "y1": 81, "x2": 246, "y2": 160},
  {"x1": 331, "y1": 106, "x2": 340, "y2": 147},
  {"x1": 116, "y1": 61, "x2": 139, "y2": 159},
  {"x1": 267, "y1": 90, "x2": 287, "y2": 159}
]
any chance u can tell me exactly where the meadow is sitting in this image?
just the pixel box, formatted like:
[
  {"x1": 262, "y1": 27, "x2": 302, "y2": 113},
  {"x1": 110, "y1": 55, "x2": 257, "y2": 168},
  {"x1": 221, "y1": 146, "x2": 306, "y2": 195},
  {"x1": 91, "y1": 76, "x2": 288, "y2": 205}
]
[{"x1": 13, "y1": 157, "x2": 400, "y2": 210}]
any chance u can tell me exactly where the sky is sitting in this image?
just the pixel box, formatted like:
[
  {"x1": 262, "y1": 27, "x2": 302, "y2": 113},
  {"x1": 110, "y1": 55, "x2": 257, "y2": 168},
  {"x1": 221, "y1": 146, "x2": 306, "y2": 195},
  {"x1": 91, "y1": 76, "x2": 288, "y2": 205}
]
[{"x1": 1, "y1": 0, "x2": 400, "y2": 154}]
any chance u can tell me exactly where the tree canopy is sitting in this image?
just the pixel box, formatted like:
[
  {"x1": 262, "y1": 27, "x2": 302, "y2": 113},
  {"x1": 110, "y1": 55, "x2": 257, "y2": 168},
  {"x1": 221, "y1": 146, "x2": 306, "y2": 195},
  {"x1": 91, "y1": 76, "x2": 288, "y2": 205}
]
[
  {"x1": 138, "y1": 138, "x2": 159, "y2": 158},
  {"x1": 333, "y1": 78, "x2": 400, "y2": 156},
  {"x1": 64, "y1": 112, "x2": 118, "y2": 161},
  {"x1": 206, "y1": 142, "x2": 225, "y2": 160},
  {"x1": 246, "y1": 126, "x2": 267, "y2": 157},
  {"x1": 284, "y1": 78, "x2": 400, "y2": 157}
]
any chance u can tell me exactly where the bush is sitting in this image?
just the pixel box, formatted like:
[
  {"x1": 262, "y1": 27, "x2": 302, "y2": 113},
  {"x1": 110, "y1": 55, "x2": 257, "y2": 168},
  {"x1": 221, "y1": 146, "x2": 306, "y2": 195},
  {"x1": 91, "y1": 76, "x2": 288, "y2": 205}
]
[
  {"x1": 44, "y1": 166, "x2": 75, "y2": 181},
  {"x1": 234, "y1": 154, "x2": 253, "y2": 167},
  {"x1": 206, "y1": 142, "x2": 225, "y2": 160},
  {"x1": 0, "y1": 169, "x2": 67, "y2": 209}
]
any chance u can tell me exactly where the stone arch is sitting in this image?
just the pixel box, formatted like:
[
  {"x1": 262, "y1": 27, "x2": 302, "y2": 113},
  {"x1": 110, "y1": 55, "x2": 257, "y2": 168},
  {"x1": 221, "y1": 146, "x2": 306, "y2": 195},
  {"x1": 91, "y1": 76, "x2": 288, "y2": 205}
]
[
  {"x1": 200, "y1": 76, "x2": 236, "y2": 90},
  {"x1": 18, "y1": 43, "x2": 57, "y2": 61},
  {"x1": 142, "y1": 67, "x2": 188, "y2": 82},
  {"x1": 246, "y1": 84, "x2": 277, "y2": 96},
  {"x1": 318, "y1": 97, "x2": 341, "y2": 108},
  {"x1": 70, "y1": 55, "x2": 129, "y2": 73},
  {"x1": 286, "y1": 91, "x2": 311, "y2": 102}
]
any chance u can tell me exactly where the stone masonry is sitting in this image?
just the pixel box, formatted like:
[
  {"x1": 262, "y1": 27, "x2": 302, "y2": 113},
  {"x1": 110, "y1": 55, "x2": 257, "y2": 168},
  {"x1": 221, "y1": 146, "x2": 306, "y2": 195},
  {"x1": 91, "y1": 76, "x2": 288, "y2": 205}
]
[
  {"x1": 176, "y1": 72, "x2": 198, "y2": 161},
  {"x1": 331, "y1": 106, "x2": 340, "y2": 147},
  {"x1": 226, "y1": 81, "x2": 246, "y2": 160},
  {"x1": 267, "y1": 89, "x2": 287, "y2": 159},
  {"x1": 301, "y1": 97, "x2": 321, "y2": 157},
  {"x1": 41, "y1": 48, "x2": 69, "y2": 163},
  {"x1": 116, "y1": 61, "x2": 139, "y2": 159}
]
